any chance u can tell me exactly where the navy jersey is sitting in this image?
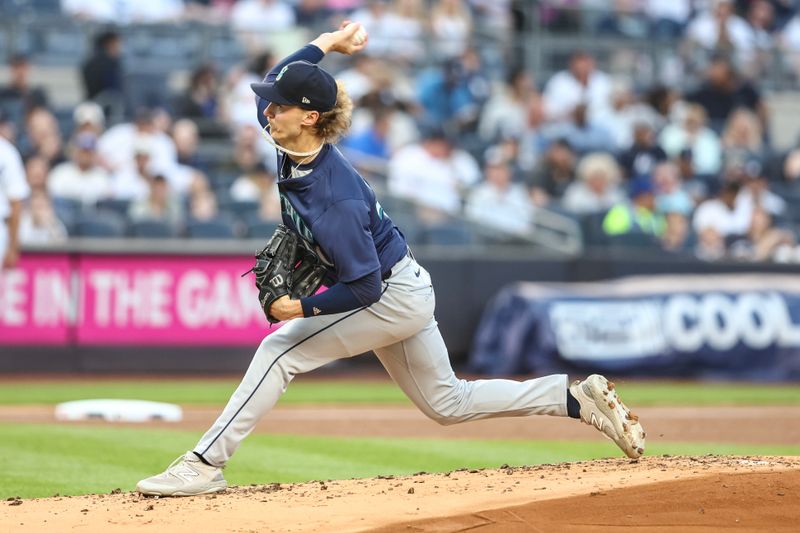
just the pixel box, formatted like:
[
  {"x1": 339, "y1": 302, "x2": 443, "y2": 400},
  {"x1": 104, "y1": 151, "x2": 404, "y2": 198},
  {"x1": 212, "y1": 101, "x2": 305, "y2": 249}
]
[
  {"x1": 254, "y1": 44, "x2": 408, "y2": 314},
  {"x1": 275, "y1": 143, "x2": 408, "y2": 284}
]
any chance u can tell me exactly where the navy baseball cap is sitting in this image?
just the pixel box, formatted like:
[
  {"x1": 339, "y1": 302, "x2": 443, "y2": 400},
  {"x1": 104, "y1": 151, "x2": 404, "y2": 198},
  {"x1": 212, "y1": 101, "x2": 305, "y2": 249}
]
[{"x1": 251, "y1": 61, "x2": 337, "y2": 112}]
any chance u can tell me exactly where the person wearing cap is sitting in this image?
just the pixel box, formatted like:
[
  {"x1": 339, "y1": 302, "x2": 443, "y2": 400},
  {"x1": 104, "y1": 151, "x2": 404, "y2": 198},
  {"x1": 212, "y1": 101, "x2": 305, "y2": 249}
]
[
  {"x1": 602, "y1": 176, "x2": 666, "y2": 236},
  {"x1": 47, "y1": 132, "x2": 111, "y2": 206},
  {"x1": 137, "y1": 21, "x2": 647, "y2": 498}
]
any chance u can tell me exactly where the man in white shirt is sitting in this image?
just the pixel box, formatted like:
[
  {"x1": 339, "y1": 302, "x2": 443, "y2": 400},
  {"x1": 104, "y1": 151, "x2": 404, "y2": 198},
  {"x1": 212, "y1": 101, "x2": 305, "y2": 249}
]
[
  {"x1": 542, "y1": 51, "x2": 611, "y2": 122},
  {"x1": 692, "y1": 180, "x2": 750, "y2": 237},
  {"x1": 48, "y1": 132, "x2": 111, "y2": 206},
  {"x1": 686, "y1": 0, "x2": 756, "y2": 61},
  {"x1": 0, "y1": 135, "x2": 31, "y2": 269},
  {"x1": 388, "y1": 127, "x2": 480, "y2": 216},
  {"x1": 465, "y1": 147, "x2": 533, "y2": 235}
]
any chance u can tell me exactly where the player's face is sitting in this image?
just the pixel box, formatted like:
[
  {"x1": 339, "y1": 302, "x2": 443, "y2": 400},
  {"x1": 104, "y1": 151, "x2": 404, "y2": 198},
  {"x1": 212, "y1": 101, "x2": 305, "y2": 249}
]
[{"x1": 264, "y1": 103, "x2": 307, "y2": 143}]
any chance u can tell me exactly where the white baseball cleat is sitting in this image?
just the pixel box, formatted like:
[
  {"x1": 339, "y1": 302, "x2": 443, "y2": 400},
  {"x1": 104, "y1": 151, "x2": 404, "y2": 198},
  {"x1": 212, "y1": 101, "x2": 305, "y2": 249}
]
[
  {"x1": 569, "y1": 374, "x2": 646, "y2": 459},
  {"x1": 136, "y1": 451, "x2": 227, "y2": 496}
]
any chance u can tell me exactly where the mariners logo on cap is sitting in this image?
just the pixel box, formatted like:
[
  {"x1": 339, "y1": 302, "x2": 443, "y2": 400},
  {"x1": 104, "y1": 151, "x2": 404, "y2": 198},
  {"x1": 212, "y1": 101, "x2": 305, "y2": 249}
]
[
  {"x1": 276, "y1": 65, "x2": 289, "y2": 81},
  {"x1": 302, "y1": 97, "x2": 311, "y2": 104}
]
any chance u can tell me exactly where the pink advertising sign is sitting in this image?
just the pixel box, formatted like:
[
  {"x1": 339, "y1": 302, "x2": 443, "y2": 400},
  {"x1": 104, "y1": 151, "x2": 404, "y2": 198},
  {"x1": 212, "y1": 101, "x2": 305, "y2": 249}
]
[
  {"x1": 0, "y1": 254, "x2": 73, "y2": 344},
  {"x1": 76, "y1": 255, "x2": 274, "y2": 345}
]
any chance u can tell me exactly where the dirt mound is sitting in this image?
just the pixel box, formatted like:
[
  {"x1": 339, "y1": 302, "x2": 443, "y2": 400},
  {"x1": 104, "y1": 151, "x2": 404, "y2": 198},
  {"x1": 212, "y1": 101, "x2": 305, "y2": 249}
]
[{"x1": 2, "y1": 456, "x2": 798, "y2": 532}]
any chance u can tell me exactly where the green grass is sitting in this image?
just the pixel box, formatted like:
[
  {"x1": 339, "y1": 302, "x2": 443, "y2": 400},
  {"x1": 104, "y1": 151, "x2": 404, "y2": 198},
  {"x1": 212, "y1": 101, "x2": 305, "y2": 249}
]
[
  {"x1": 0, "y1": 379, "x2": 799, "y2": 407},
  {"x1": 1, "y1": 423, "x2": 798, "y2": 499}
]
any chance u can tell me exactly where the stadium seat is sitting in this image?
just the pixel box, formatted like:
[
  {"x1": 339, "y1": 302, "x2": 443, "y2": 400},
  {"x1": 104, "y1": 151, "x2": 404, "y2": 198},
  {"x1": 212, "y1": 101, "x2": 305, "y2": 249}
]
[
  {"x1": 218, "y1": 199, "x2": 260, "y2": 220},
  {"x1": 73, "y1": 210, "x2": 126, "y2": 238},
  {"x1": 579, "y1": 212, "x2": 610, "y2": 248},
  {"x1": 96, "y1": 198, "x2": 132, "y2": 217},
  {"x1": 419, "y1": 222, "x2": 474, "y2": 245},
  {"x1": 607, "y1": 232, "x2": 663, "y2": 250},
  {"x1": 129, "y1": 219, "x2": 176, "y2": 239},
  {"x1": 185, "y1": 218, "x2": 236, "y2": 239},
  {"x1": 51, "y1": 196, "x2": 82, "y2": 234},
  {"x1": 246, "y1": 220, "x2": 280, "y2": 239}
]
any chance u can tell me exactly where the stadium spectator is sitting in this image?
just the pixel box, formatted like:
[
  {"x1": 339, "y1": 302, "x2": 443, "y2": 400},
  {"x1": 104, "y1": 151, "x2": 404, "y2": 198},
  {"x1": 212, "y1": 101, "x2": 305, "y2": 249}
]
[
  {"x1": 431, "y1": 0, "x2": 473, "y2": 59},
  {"x1": 660, "y1": 209, "x2": 692, "y2": 254},
  {"x1": 652, "y1": 161, "x2": 694, "y2": 216},
  {"x1": 692, "y1": 179, "x2": 749, "y2": 249},
  {"x1": 644, "y1": 0, "x2": 691, "y2": 39},
  {"x1": 526, "y1": 138, "x2": 576, "y2": 206},
  {"x1": 188, "y1": 187, "x2": 220, "y2": 222},
  {"x1": 128, "y1": 175, "x2": 184, "y2": 228},
  {"x1": 602, "y1": 177, "x2": 665, "y2": 236},
  {"x1": 63, "y1": 0, "x2": 184, "y2": 23},
  {"x1": 20, "y1": 108, "x2": 65, "y2": 166},
  {"x1": 542, "y1": 50, "x2": 611, "y2": 122},
  {"x1": 561, "y1": 152, "x2": 626, "y2": 214},
  {"x1": 230, "y1": 0, "x2": 296, "y2": 37},
  {"x1": 230, "y1": 162, "x2": 278, "y2": 202},
  {"x1": 47, "y1": 132, "x2": 111, "y2": 206},
  {"x1": 516, "y1": 94, "x2": 549, "y2": 172},
  {"x1": 685, "y1": 0, "x2": 757, "y2": 69},
  {"x1": 720, "y1": 108, "x2": 766, "y2": 174},
  {"x1": 72, "y1": 101, "x2": 105, "y2": 136},
  {"x1": 595, "y1": 0, "x2": 648, "y2": 39},
  {"x1": 388, "y1": 125, "x2": 481, "y2": 216},
  {"x1": 294, "y1": 0, "x2": 334, "y2": 26},
  {"x1": 618, "y1": 121, "x2": 668, "y2": 179},
  {"x1": 417, "y1": 49, "x2": 490, "y2": 132},
  {"x1": 350, "y1": 0, "x2": 401, "y2": 58},
  {"x1": 336, "y1": 55, "x2": 380, "y2": 103},
  {"x1": 465, "y1": 147, "x2": 534, "y2": 235},
  {"x1": 782, "y1": 144, "x2": 800, "y2": 187},
  {"x1": 728, "y1": 205, "x2": 795, "y2": 261},
  {"x1": 343, "y1": 107, "x2": 392, "y2": 161},
  {"x1": 744, "y1": 0, "x2": 776, "y2": 71},
  {"x1": 224, "y1": 52, "x2": 274, "y2": 130},
  {"x1": 659, "y1": 104, "x2": 722, "y2": 176},
  {"x1": 171, "y1": 63, "x2": 221, "y2": 123},
  {"x1": 18, "y1": 190, "x2": 68, "y2": 245},
  {"x1": 0, "y1": 54, "x2": 49, "y2": 119},
  {"x1": 478, "y1": 67, "x2": 537, "y2": 143},
  {"x1": 24, "y1": 155, "x2": 50, "y2": 195},
  {"x1": 81, "y1": 29, "x2": 124, "y2": 107},
  {"x1": 736, "y1": 167, "x2": 786, "y2": 219},
  {"x1": 388, "y1": 0, "x2": 426, "y2": 63},
  {"x1": 98, "y1": 107, "x2": 178, "y2": 176},
  {"x1": 111, "y1": 138, "x2": 157, "y2": 201},
  {"x1": 685, "y1": 57, "x2": 766, "y2": 134},
  {"x1": 544, "y1": 103, "x2": 611, "y2": 155},
  {"x1": 780, "y1": 10, "x2": 800, "y2": 78},
  {"x1": 171, "y1": 119, "x2": 211, "y2": 197}
]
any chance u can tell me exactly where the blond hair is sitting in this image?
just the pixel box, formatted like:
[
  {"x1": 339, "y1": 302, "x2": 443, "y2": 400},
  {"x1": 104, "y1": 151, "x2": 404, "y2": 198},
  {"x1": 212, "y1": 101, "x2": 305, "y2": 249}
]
[
  {"x1": 577, "y1": 152, "x2": 621, "y2": 184},
  {"x1": 312, "y1": 81, "x2": 353, "y2": 144}
]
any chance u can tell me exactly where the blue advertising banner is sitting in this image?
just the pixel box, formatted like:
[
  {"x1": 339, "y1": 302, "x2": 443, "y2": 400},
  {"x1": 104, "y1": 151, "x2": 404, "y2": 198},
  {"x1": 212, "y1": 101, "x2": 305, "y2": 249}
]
[{"x1": 469, "y1": 275, "x2": 800, "y2": 380}]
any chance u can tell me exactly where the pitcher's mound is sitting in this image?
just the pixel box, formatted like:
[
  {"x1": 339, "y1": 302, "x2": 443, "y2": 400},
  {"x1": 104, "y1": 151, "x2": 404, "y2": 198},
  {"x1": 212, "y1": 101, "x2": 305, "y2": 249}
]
[{"x1": 3, "y1": 456, "x2": 799, "y2": 532}]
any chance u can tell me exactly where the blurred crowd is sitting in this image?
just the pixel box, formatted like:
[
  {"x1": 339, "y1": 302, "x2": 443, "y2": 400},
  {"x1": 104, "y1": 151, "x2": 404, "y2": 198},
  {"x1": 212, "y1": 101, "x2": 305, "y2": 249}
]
[{"x1": 2, "y1": 0, "x2": 800, "y2": 263}]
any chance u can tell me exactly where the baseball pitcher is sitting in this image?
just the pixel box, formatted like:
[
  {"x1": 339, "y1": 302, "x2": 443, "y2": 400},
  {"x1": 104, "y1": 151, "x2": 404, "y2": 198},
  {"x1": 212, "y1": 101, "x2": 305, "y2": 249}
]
[{"x1": 137, "y1": 22, "x2": 646, "y2": 497}]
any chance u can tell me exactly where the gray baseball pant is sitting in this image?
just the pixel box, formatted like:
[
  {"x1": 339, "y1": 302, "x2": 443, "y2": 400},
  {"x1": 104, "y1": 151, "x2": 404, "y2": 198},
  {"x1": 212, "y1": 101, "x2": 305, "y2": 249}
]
[{"x1": 194, "y1": 254, "x2": 568, "y2": 466}]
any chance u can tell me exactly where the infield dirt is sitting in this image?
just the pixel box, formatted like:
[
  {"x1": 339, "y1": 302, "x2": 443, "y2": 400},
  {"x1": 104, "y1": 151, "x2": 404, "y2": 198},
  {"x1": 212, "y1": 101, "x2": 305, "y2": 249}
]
[{"x1": 2, "y1": 455, "x2": 798, "y2": 532}]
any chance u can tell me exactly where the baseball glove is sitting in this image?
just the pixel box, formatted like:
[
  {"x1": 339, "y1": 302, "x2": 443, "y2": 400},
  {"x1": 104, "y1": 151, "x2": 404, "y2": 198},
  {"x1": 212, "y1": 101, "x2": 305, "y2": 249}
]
[
  {"x1": 291, "y1": 238, "x2": 328, "y2": 300},
  {"x1": 244, "y1": 224, "x2": 326, "y2": 323}
]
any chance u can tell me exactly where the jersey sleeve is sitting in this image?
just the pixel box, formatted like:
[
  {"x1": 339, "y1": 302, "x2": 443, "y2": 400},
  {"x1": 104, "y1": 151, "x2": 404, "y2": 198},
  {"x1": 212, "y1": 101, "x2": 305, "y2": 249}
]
[
  {"x1": 0, "y1": 142, "x2": 30, "y2": 201},
  {"x1": 311, "y1": 199, "x2": 382, "y2": 283}
]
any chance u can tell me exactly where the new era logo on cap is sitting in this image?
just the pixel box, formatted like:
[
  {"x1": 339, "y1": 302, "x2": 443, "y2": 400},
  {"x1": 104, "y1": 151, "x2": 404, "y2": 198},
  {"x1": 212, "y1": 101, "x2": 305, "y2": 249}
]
[{"x1": 250, "y1": 61, "x2": 337, "y2": 112}]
